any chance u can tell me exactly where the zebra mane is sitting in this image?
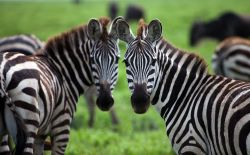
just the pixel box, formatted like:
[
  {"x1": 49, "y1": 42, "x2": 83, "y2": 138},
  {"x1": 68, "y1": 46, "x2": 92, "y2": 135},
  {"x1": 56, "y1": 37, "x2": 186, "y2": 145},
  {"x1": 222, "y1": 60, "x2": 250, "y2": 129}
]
[
  {"x1": 37, "y1": 17, "x2": 111, "y2": 56},
  {"x1": 137, "y1": 19, "x2": 147, "y2": 39},
  {"x1": 37, "y1": 23, "x2": 87, "y2": 56},
  {"x1": 160, "y1": 38, "x2": 208, "y2": 72},
  {"x1": 98, "y1": 17, "x2": 111, "y2": 41}
]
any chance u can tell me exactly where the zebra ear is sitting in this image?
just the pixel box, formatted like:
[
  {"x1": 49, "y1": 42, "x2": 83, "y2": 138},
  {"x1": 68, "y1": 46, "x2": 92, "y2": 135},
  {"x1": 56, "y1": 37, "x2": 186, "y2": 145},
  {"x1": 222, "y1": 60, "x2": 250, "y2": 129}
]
[
  {"x1": 109, "y1": 16, "x2": 124, "y2": 39},
  {"x1": 88, "y1": 19, "x2": 103, "y2": 40},
  {"x1": 116, "y1": 19, "x2": 134, "y2": 43},
  {"x1": 146, "y1": 19, "x2": 162, "y2": 43}
]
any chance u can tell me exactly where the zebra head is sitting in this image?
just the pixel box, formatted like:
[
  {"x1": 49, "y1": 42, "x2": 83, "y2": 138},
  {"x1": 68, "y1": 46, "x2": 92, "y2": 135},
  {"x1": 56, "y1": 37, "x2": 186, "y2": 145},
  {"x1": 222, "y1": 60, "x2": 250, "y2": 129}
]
[
  {"x1": 87, "y1": 17, "x2": 122, "y2": 111},
  {"x1": 117, "y1": 19, "x2": 162, "y2": 114}
]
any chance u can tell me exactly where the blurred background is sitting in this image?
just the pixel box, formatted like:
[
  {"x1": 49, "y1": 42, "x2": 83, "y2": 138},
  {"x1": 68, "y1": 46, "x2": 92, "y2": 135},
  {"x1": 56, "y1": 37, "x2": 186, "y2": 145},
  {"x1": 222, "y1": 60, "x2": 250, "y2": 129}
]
[{"x1": 0, "y1": 0, "x2": 249, "y2": 154}]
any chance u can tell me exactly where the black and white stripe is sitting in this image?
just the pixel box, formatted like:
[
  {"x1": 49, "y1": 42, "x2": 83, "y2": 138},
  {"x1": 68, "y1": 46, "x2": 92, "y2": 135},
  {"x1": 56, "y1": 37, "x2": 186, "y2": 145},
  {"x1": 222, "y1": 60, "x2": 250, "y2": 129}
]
[
  {"x1": 117, "y1": 19, "x2": 250, "y2": 155},
  {"x1": 0, "y1": 34, "x2": 44, "y2": 55},
  {"x1": 0, "y1": 34, "x2": 44, "y2": 154},
  {"x1": 0, "y1": 17, "x2": 121, "y2": 155},
  {"x1": 212, "y1": 37, "x2": 250, "y2": 81},
  {"x1": 0, "y1": 33, "x2": 120, "y2": 153}
]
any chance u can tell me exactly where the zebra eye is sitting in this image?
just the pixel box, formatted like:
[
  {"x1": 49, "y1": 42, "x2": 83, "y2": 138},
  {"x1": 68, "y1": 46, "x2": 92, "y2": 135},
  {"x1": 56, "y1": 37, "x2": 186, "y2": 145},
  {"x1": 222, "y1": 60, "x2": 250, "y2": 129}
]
[{"x1": 123, "y1": 59, "x2": 130, "y2": 66}]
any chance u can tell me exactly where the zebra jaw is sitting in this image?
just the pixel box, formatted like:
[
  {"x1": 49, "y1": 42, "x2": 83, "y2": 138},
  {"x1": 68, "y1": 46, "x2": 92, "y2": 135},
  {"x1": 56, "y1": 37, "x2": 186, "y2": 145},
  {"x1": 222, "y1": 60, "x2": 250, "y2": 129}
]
[
  {"x1": 96, "y1": 82, "x2": 114, "y2": 111},
  {"x1": 131, "y1": 83, "x2": 150, "y2": 114}
]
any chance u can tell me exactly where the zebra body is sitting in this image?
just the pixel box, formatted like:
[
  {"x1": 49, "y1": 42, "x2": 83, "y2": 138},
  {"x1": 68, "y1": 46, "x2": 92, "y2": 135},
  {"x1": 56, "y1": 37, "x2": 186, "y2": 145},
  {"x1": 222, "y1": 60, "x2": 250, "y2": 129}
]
[
  {"x1": 0, "y1": 33, "x2": 119, "y2": 154},
  {"x1": 0, "y1": 34, "x2": 44, "y2": 55},
  {"x1": 0, "y1": 34, "x2": 119, "y2": 129},
  {"x1": 212, "y1": 37, "x2": 250, "y2": 81},
  {"x1": 0, "y1": 17, "x2": 121, "y2": 154},
  {"x1": 117, "y1": 19, "x2": 250, "y2": 155}
]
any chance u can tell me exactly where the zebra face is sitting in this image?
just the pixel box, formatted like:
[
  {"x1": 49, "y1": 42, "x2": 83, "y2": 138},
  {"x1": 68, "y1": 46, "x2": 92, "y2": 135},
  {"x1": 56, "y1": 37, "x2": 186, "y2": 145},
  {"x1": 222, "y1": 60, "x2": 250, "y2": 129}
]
[
  {"x1": 87, "y1": 17, "x2": 121, "y2": 111},
  {"x1": 117, "y1": 19, "x2": 162, "y2": 114}
]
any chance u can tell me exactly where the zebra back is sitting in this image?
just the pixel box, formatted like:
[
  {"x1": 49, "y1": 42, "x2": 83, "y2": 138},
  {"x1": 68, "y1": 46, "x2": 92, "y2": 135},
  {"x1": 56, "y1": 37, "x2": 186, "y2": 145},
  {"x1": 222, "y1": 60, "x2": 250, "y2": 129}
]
[
  {"x1": 0, "y1": 34, "x2": 44, "y2": 55},
  {"x1": 212, "y1": 37, "x2": 250, "y2": 81}
]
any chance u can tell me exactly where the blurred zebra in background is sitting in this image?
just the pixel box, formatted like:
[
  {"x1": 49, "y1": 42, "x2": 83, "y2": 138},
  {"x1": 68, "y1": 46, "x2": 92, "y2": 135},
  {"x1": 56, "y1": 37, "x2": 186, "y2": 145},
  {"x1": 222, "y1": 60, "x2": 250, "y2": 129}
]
[
  {"x1": 0, "y1": 17, "x2": 121, "y2": 155},
  {"x1": 0, "y1": 34, "x2": 44, "y2": 55},
  {"x1": 212, "y1": 37, "x2": 250, "y2": 81},
  {"x1": 117, "y1": 19, "x2": 250, "y2": 154}
]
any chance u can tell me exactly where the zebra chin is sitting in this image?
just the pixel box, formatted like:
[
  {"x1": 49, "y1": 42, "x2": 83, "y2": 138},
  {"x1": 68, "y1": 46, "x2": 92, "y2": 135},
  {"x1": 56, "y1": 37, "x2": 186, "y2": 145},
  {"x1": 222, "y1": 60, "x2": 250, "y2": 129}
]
[
  {"x1": 96, "y1": 83, "x2": 114, "y2": 111},
  {"x1": 131, "y1": 84, "x2": 150, "y2": 114}
]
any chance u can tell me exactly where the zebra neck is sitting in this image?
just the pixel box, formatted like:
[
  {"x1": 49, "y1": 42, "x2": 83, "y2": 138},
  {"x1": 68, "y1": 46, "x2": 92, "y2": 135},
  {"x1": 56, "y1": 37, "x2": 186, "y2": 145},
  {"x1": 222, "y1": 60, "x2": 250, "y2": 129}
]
[
  {"x1": 151, "y1": 40, "x2": 208, "y2": 121},
  {"x1": 41, "y1": 26, "x2": 94, "y2": 103}
]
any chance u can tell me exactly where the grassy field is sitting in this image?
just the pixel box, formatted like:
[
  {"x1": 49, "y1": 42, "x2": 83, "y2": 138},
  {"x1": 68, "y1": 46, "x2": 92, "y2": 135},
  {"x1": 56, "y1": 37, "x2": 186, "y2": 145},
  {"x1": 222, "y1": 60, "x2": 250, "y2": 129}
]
[{"x1": 0, "y1": 0, "x2": 249, "y2": 154}]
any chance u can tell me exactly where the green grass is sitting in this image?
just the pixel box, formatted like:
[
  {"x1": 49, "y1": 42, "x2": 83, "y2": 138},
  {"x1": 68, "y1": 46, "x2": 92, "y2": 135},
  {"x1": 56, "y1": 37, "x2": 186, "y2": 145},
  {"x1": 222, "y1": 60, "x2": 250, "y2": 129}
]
[{"x1": 0, "y1": 0, "x2": 249, "y2": 154}]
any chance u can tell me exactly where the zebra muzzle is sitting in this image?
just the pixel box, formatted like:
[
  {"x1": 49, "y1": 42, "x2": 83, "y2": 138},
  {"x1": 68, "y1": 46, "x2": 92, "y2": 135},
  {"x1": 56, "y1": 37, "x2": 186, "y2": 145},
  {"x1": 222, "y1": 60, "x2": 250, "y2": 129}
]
[
  {"x1": 131, "y1": 84, "x2": 150, "y2": 114},
  {"x1": 96, "y1": 83, "x2": 114, "y2": 111}
]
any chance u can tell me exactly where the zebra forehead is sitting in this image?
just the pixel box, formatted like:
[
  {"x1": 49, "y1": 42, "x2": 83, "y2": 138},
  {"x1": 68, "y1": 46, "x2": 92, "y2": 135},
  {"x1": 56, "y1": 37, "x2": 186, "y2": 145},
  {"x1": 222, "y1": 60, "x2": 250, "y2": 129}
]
[
  {"x1": 129, "y1": 40, "x2": 151, "y2": 52},
  {"x1": 126, "y1": 44, "x2": 153, "y2": 59}
]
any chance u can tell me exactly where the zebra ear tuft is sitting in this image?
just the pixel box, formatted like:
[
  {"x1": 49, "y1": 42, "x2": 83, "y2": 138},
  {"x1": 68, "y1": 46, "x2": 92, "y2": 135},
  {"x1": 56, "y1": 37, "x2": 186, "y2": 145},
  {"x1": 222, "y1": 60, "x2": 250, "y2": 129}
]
[
  {"x1": 116, "y1": 19, "x2": 134, "y2": 43},
  {"x1": 146, "y1": 19, "x2": 162, "y2": 43},
  {"x1": 88, "y1": 19, "x2": 102, "y2": 40}
]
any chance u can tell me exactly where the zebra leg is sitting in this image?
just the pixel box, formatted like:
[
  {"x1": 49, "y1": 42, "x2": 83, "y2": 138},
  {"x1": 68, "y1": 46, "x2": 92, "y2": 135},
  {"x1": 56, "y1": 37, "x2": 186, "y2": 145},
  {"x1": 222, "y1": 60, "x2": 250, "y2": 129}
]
[
  {"x1": 4, "y1": 102, "x2": 39, "y2": 155},
  {"x1": 33, "y1": 136, "x2": 46, "y2": 155},
  {"x1": 0, "y1": 134, "x2": 11, "y2": 155},
  {"x1": 20, "y1": 120, "x2": 39, "y2": 155},
  {"x1": 51, "y1": 117, "x2": 71, "y2": 155},
  {"x1": 0, "y1": 95, "x2": 10, "y2": 155},
  {"x1": 0, "y1": 112, "x2": 11, "y2": 155},
  {"x1": 110, "y1": 108, "x2": 119, "y2": 125},
  {"x1": 84, "y1": 93, "x2": 96, "y2": 128}
]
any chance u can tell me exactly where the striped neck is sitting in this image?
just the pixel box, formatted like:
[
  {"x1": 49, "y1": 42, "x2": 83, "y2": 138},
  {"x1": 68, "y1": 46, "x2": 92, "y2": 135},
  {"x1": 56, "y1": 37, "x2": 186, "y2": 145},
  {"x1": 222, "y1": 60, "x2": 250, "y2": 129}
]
[
  {"x1": 151, "y1": 39, "x2": 208, "y2": 119},
  {"x1": 39, "y1": 25, "x2": 94, "y2": 103}
]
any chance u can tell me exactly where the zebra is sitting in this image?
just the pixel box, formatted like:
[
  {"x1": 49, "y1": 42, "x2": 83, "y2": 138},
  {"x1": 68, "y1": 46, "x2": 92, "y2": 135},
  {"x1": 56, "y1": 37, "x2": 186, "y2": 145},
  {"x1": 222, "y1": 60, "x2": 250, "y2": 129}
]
[
  {"x1": 0, "y1": 16, "x2": 121, "y2": 155},
  {"x1": 0, "y1": 34, "x2": 119, "y2": 128},
  {"x1": 116, "y1": 19, "x2": 250, "y2": 154},
  {"x1": 0, "y1": 33, "x2": 120, "y2": 153},
  {"x1": 0, "y1": 34, "x2": 45, "y2": 154},
  {"x1": 0, "y1": 34, "x2": 44, "y2": 55},
  {"x1": 212, "y1": 37, "x2": 250, "y2": 81}
]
